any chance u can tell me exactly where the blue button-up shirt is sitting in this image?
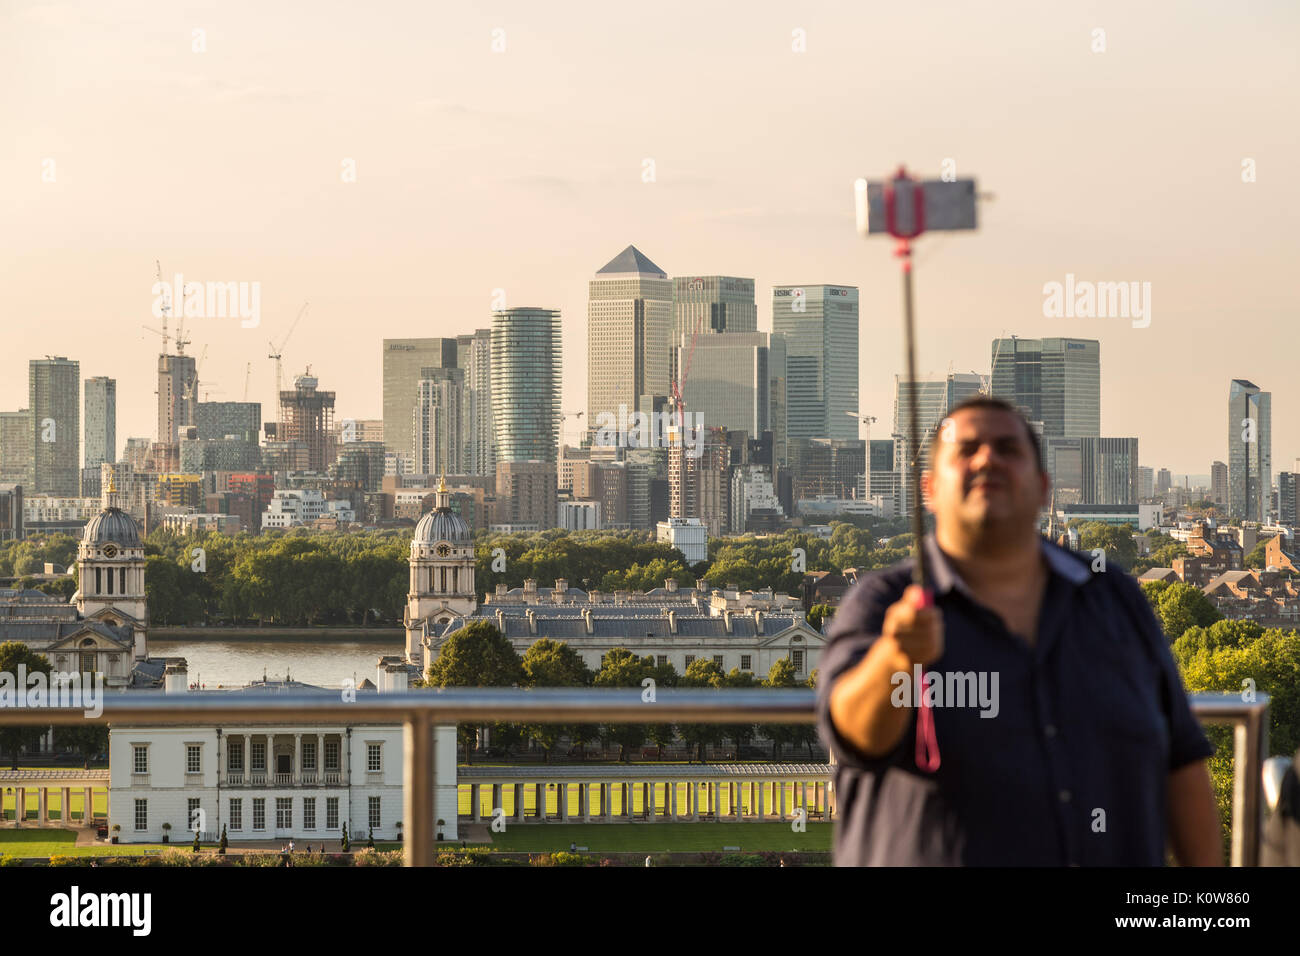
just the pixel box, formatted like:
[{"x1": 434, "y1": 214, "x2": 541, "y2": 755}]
[{"x1": 816, "y1": 534, "x2": 1214, "y2": 866}]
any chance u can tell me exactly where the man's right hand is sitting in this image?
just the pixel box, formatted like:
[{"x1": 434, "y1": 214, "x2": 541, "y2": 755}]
[
  {"x1": 829, "y1": 584, "x2": 946, "y2": 758},
  {"x1": 881, "y1": 585, "x2": 944, "y2": 667}
]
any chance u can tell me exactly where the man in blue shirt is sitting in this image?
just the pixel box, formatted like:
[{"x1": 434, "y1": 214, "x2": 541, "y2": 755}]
[{"x1": 818, "y1": 396, "x2": 1221, "y2": 865}]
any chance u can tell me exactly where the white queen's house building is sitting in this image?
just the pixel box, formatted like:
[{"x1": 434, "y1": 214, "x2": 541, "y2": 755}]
[{"x1": 108, "y1": 662, "x2": 459, "y2": 843}]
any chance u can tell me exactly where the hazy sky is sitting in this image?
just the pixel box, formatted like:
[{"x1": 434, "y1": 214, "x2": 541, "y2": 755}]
[{"x1": 4, "y1": 0, "x2": 1298, "y2": 475}]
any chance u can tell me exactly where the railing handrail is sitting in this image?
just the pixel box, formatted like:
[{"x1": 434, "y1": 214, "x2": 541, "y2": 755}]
[
  {"x1": 0, "y1": 688, "x2": 819, "y2": 725},
  {"x1": 0, "y1": 689, "x2": 1270, "y2": 867}
]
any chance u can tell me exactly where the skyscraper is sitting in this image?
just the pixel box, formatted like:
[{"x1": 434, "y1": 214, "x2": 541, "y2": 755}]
[
  {"x1": 1139, "y1": 465, "x2": 1155, "y2": 500},
  {"x1": 0, "y1": 409, "x2": 33, "y2": 486},
  {"x1": 772, "y1": 284, "x2": 859, "y2": 441},
  {"x1": 157, "y1": 352, "x2": 198, "y2": 445},
  {"x1": 29, "y1": 357, "x2": 80, "y2": 495},
  {"x1": 83, "y1": 376, "x2": 116, "y2": 498},
  {"x1": 586, "y1": 246, "x2": 672, "y2": 427},
  {"x1": 891, "y1": 372, "x2": 982, "y2": 515},
  {"x1": 383, "y1": 338, "x2": 457, "y2": 465},
  {"x1": 195, "y1": 401, "x2": 262, "y2": 442},
  {"x1": 412, "y1": 367, "x2": 465, "y2": 475},
  {"x1": 677, "y1": 332, "x2": 786, "y2": 466},
  {"x1": 670, "y1": 276, "x2": 757, "y2": 388},
  {"x1": 492, "y1": 308, "x2": 561, "y2": 463},
  {"x1": 1210, "y1": 461, "x2": 1227, "y2": 506},
  {"x1": 278, "y1": 373, "x2": 336, "y2": 472},
  {"x1": 1228, "y1": 379, "x2": 1271, "y2": 523},
  {"x1": 456, "y1": 329, "x2": 494, "y2": 477},
  {"x1": 990, "y1": 337, "x2": 1099, "y2": 438}
]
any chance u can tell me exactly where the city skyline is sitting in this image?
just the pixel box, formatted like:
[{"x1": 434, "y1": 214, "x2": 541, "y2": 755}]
[{"x1": 4, "y1": 1, "x2": 1297, "y2": 475}]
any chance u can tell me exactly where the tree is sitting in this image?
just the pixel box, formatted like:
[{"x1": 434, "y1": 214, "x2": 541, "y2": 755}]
[
  {"x1": 678, "y1": 658, "x2": 727, "y2": 762},
  {"x1": 520, "y1": 639, "x2": 591, "y2": 762},
  {"x1": 593, "y1": 648, "x2": 656, "y2": 761},
  {"x1": 219, "y1": 823, "x2": 228, "y2": 855},
  {"x1": 1155, "y1": 583, "x2": 1222, "y2": 641},
  {"x1": 807, "y1": 604, "x2": 835, "y2": 632},
  {"x1": 763, "y1": 658, "x2": 802, "y2": 760},
  {"x1": 1243, "y1": 541, "x2": 1268, "y2": 570},
  {"x1": 0, "y1": 642, "x2": 52, "y2": 769},
  {"x1": 423, "y1": 620, "x2": 523, "y2": 765},
  {"x1": 341, "y1": 822, "x2": 350, "y2": 851},
  {"x1": 1075, "y1": 522, "x2": 1137, "y2": 569}
]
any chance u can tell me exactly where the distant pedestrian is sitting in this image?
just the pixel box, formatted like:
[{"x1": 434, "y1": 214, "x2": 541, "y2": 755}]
[
  {"x1": 570, "y1": 842, "x2": 577, "y2": 852},
  {"x1": 305, "y1": 844, "x2": 312, "y2": 854},
  {"x1": 289, "y1": 839, "x2": 295, "y2": 853},
  {"x1": 644, "y1": 855, "x2": 652, "y2": 867}
]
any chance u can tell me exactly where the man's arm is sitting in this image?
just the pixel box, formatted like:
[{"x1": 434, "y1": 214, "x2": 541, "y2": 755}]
[
  {"x1": 1167, "y1": 759, "x2": 1223, "y2": 866},
  {"x1": 828, "y1": 585, "x2": 942, "y2": 758}
]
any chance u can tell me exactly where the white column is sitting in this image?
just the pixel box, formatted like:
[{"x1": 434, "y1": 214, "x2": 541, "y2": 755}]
[
  {"x1": 244, "y1": 734, "x2": 251, "y2": 779},
  {"x1": 779, "y1": 781, "x2": 787, "y2": 820},
  {"x1": 492, "y1": 784, "x2": 502, "y2": 818},
  {"x1": 535, "y1": 783, "x2": 545, "y2": 821},
  {"x1": 316, "y1": 734, "x2": 323, "y2": 781},
  {"x1": 646, "y1": 782, "x2": 656, "y2": 823},
  {"x1": 84, "y1": 787, "x2": 93, "y2": 823},
  {"x1": 691, "y1": 782, "x2": 700, "y2": 821},
  {"x1": 581, "y1": 783, "x2": 590, "y2": 822},
  {"x1": 559, "y1": 783, "x2": 568, "y2": 821},
  {"x1": 603, "y1": 783, "x2": 612, "y2": 821},
  {"x1": 38, "y1": 788, "x2": 48, "y2": 825},
  {"x1": 294, "y1": 733, "x2": 302, "y2": 785},
  {"x1": 514, "y1": 784, "x2": 525, "y2": 822},
  {"x1": 62, "y1": 787, "x2": 71, "y2": 825},
  {"x1": 758, "y1": 781, "x2": 766, "y2": 819},
  {"x1": 670, "y1": 781, "x2": 678, "y2": 821}
]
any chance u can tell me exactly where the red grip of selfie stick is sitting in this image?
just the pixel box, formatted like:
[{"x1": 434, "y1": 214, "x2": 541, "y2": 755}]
[{"x1": 912, "y1": 587, "x2": 941, "y2": 772}]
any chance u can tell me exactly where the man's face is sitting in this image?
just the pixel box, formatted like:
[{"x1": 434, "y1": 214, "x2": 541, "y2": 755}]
[{"x1": 922, "y1": 407, "x2": 1049, "y2": 536}]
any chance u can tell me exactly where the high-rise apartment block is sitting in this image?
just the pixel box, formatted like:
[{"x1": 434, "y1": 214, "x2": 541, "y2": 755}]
[
  {"x1": 1228, "y1": 379, "x2": 1271, "y2": 523},
  {"x1": 30, "y1": 356, "x2": 80, "y2": 495},
  {"x1": 383, "y1": 338, "x2": 457, "y2": 465},
  {"x1": 492, "y1": 309, "x2": 561, "y2": 463}
]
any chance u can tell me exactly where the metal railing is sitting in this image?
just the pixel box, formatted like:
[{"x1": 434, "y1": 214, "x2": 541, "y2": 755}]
[{"x1": 0, "y1": 689, "x2": 1272, "y2": 867}]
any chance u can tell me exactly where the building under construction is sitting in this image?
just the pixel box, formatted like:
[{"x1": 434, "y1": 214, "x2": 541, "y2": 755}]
[{"x1": 278, "y1": 373, "x2": 336, "y2": 472}]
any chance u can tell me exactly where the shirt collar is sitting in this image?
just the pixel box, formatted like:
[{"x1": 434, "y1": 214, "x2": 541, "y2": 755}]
[{"x1": 921, "y1": 532, "x2": 1092, "y2": 598}]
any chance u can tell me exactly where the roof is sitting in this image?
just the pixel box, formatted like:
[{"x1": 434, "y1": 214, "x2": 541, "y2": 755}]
[
  {"x1": 596, "y1": 245, "x2": 667, "y2": 277},
  {"x1": 1203, "y1": 570, "x2": 1258, "y2": 593},
  {"x1": 444, "y1": 612, "x2": 811, "y2": 641},
  {"x1": 459, "y1": 763, "x2": 832, "y2": 780},
  {"x1": 0, "y1": 619, "x2": 132, "y2": 649},
  {"x1": 413, "y1": 508, "x2": 471, "y2": 544},
  {"x1": 1138, "y1": 568, "x2": 1179, "y2": 582},
  {"x1": 82, "y1": 507, "x2": 141, "y2": 546}
]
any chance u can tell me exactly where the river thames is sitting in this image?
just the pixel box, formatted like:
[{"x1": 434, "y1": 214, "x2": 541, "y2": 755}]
[{"x1": 149, "y1": 637, "x2": 405, "y2": 688}]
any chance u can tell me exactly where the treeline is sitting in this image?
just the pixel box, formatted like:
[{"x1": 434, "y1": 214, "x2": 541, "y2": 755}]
[
  {"x1": 419, "y1": 621, "x2": 820, "y2": 763},
  {"x1": 134, "y1": 520, "x2": 915, "y2": 626}
]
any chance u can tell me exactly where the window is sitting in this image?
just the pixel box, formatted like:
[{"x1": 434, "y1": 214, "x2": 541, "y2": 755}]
[
  {"x1": 132, "y1": 745, "x2": 148, "y2": 774},
  {"x1": 120, "y1": 567, "x2": 126, "y2": 593},
  {"x1": 186, "y1": 745, "x2": 201, "y2": 774},
  {"x1": 251, "y1": 741, "x2": 266, "y2": 771},
  {"x1": 80, "y1": 651, "x2": 96, "y2": 674},
  {"x1": 684, "y1": 655, "x2": 695, "y2": 668},
  {"x1": 187, "y1": 798, "x2": 201, "y2": 831},
  {"x1": 740, "y1": 655, "x2": 752, "y2": 671},
  {"x1": 230, "y1": 799, "x2": 242, "y2": 830},
  {"x1": 656, "y1": 655, "x2": 667, "y2": 667},
  {"x1": 276, "y1": 798, "x2": 292, "y2": 829},
  {"x1": 367, "y1": 743, "x2": 382, "y2": 772},
  {"x1": 302, "y1": 740, "x2": 316, "y2": 771},
  {"x1": 791, "y1": 649, "x2": 805, "y2": 672},
  {"x1": 325, "y1": 740, "x2": 340, "y2": 771},
  {"x1": 713, "y1": 655, "x2": 724, "y2": 669},
  {"x1": 326, "y1": 797, "x2": 339, "y2": 830},
  {"x1": 134, "y1": 799, "x2": 147, "y2": 831},
  {"x1": 368, "y1": 796, "x2": 381, "y2": 830},
  {"x1": 252, "y1": 798, "x2": 266, "y2": 831},
  {"x1": 304, "y1": 798, "x2": 316, "y2": 830},
  {"x1": 228, "y1": 741, "x2": 243, "y2": 772},
  {"x1": 95, "y1": 568, "x2": 101, "y2": 593}
]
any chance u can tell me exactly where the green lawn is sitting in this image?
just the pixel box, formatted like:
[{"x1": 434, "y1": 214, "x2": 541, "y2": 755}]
[
  {"x1": 458, "y1": 781, "x2": 826, "y2": 819},
  {"x1": 480, "y1": 822, "x2": 831, "y2": 852},
  {"x1": 0, "y1": 829, "x2": 168, "y2": 858}
]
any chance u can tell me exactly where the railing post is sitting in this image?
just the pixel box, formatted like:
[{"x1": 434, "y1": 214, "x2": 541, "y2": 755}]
[
  {"x1": 1232, "y1": 704, "x2": 1268, "y2": 867},
  {"x1": 404, "y1": 714, "x2": 434, "y2": 867}
]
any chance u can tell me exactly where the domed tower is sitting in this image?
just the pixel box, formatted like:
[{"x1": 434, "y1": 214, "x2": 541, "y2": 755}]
[
  {"x1": 405, "y1": 476, "x2": 476, "y2": 668},
  {"x1": 73, "y1": 470, "x2": 148, "y2": 659}
]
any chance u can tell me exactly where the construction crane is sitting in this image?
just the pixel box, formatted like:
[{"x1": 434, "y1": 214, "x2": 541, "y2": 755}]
[
  {"x1": 268, "y1": 301, "x2": 310, "y2": 399},
  {"x1": 981, "y1": 331, "x2": 1012, "y2": 395},
  {"x1": 182, "y1": 345, "x2": 209, "y2": 405},
  {"x1": 556, "y1": 410, "x2": 584, "y2": 448},
  {"x1": 151, "y1": 259, "x2": 170, "y2": 354},
  {"x1": 670, "y1": 330, "x2": 702, "y2": 429},
  {"x1": 243, "y1": 362, "x2": 253, "y2": 402},
  {"x1": 846, "y1": 412, "x2": 878, "y2": 442}
]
